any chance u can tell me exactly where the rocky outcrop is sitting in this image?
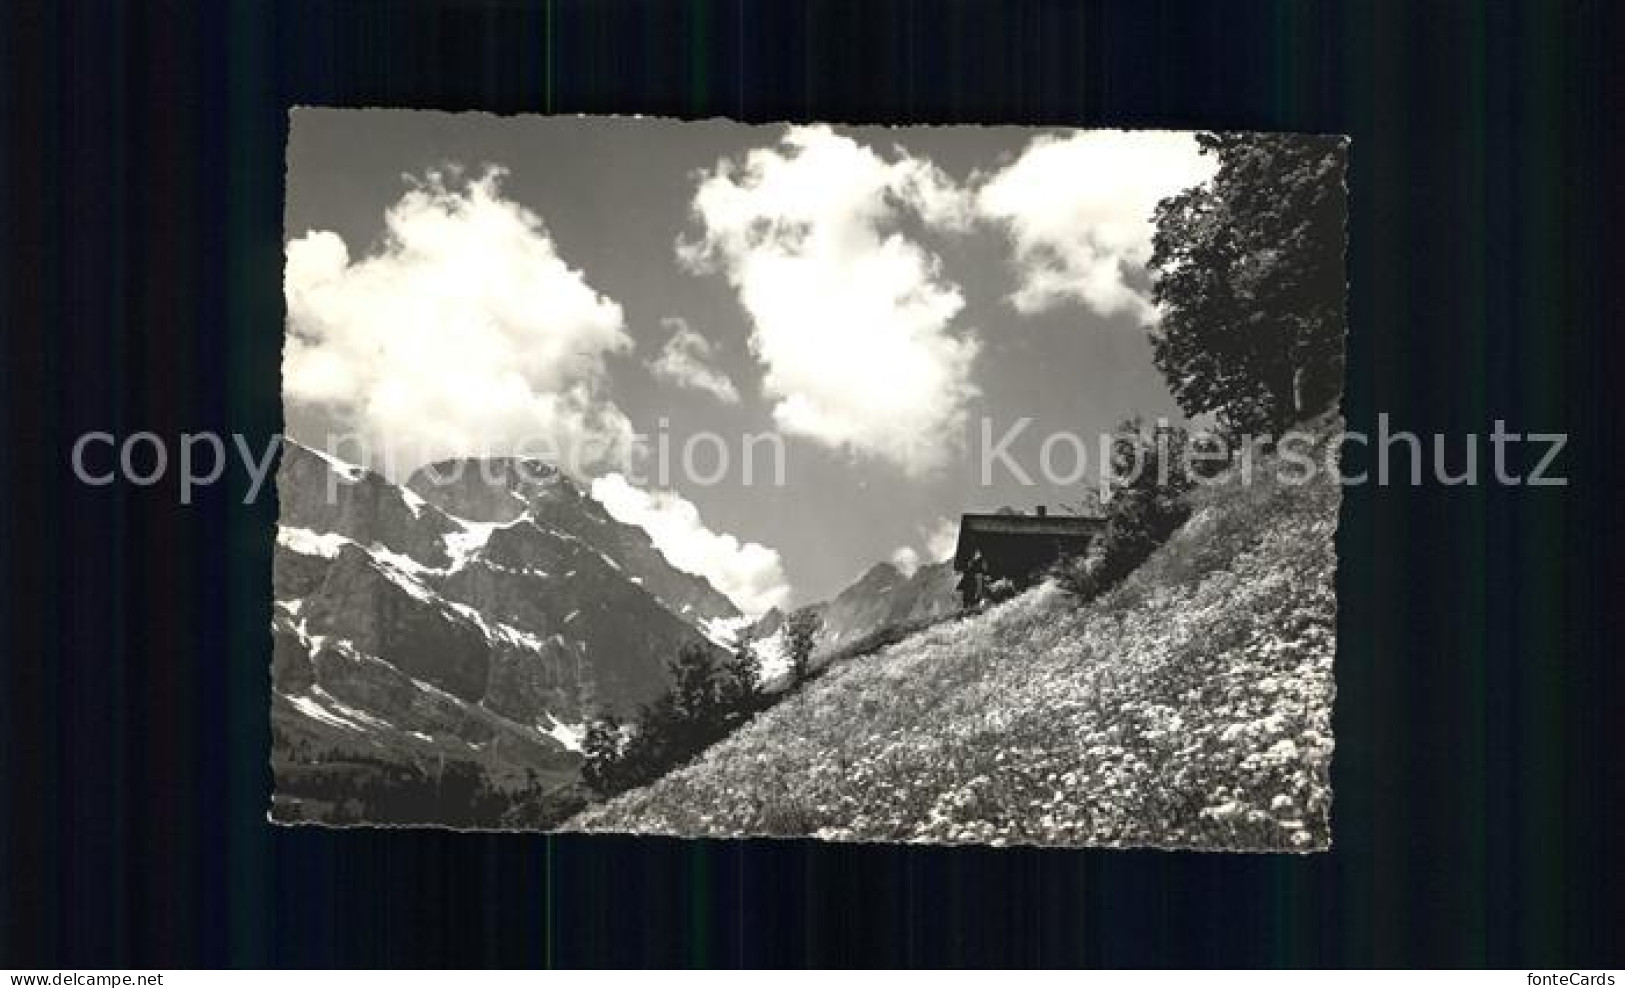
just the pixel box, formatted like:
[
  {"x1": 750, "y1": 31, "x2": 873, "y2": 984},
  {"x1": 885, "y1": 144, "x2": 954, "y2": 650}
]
[
  {"x1": 277, "y1": 442, "x2": 459, "y2": 568},
  {"x1": 734, "y1": 561, "x2": 960, "y2": 689},
  {"x1": 813, "y1": 560, "x2": 961, "y2": 655},
  {"x1": 300, "y1": 544, "x2": 493, "y2": 701}
]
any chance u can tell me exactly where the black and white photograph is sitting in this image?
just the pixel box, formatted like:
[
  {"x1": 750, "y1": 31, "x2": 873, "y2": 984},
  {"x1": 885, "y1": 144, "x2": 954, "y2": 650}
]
[
  {"x1": 12, "y1": 0, "x2": 1625, "y2": 973},
  {"x1": 272, "y1": 112, "x2": 1347, "y2": 849}
]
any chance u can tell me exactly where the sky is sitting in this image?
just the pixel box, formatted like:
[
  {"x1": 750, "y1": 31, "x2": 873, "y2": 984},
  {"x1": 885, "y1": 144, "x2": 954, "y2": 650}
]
[{"x1": 283, "y1": 110, "x2": 1215, "y2": 613}]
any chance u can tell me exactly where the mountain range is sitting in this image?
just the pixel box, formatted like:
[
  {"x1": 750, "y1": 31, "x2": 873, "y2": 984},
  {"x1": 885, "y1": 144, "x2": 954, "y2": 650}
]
[{"x1": 269, "y1": 440, "x2": 959, "y2": 827}]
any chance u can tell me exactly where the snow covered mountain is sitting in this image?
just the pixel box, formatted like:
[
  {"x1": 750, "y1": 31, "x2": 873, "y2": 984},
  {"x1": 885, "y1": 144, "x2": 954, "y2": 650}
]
[
  {"x1": 270, "y1": 438, "x2": 967, "y2": 827},
  {"x1": 269, "y1": 440, "x2": 739, "y2": 827}
]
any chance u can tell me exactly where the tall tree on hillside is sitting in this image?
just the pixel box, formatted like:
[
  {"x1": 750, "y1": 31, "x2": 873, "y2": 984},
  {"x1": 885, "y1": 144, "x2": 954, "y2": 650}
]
[
  {"x1": 581, "y1": 715, "x2": 627, "y2": 797},
  {"x1": 1054, "y1": 418, "x2": 1200, "y2": 603},
  {"x1": 720, "y1": 632, "x2": 762, "y2": 716},
  {"x1": 667, "y1": 644, "x2": 728, "y2": 748},
  {"x1": 784, "y1": 607, "x2": 823, "y2": 685},
  {"x1": 1098, "y1": 418, "x2": 1198, "y2": 583},
  {"x1": 1148, "y1": 133, "x2": 1348, "y2": 438}
]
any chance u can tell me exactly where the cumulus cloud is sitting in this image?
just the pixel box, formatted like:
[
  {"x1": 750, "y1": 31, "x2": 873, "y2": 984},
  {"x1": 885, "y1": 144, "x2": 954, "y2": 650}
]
[
  {"x1": 283, "y1": 167, "x2": 634, "y2": 479},
  {"x1": 890, "y1": 516, "x2": 962, "y2": 577},
  {"x1": 924, "y1": 515, "x2": 961, "y2": 562},
  {"x1": 590, "y1": 472, "x2": 790, "y2": 616},
  {"x1": 679, "y1": 125, "x2": 980, "y2": 476},
  {"x1": 890, "y1": 542, "x2": 929, "y2": 575},
  {"x1": 977, "y1": 131, "x2": 1216, "y2": 320},
  {"x1": 648, "y1": 316, "x2": 740, "y2": 403},
  {"x1": 889, "y1": 546, "x2": 922, "y2": 577}
]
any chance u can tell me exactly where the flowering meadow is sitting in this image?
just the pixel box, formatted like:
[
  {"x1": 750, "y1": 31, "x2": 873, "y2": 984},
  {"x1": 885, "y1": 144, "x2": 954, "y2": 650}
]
[{"x1": 571, "y1": 431, "x2": 1339, "y2": 850}]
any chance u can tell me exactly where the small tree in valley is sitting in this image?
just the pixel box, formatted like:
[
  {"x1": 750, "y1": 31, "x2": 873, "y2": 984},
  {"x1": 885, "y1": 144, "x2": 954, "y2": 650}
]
[
  {"x1": 783, "y1": 607, "x2": 823, "y2": 685},
  {"x1": 580, "y1": 714, "x2": 627, "y2": 797},
  {"x1": 666, "y1": 643, "x2": 730, "y2": 751},
  {"x1": 719, "y1": 632, "x2": 762, "y2": 717}
]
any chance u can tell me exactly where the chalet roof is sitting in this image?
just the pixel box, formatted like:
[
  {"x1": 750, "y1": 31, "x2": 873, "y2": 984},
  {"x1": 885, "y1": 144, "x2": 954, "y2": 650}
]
[{"x1": 952, "y1": 512, "x2": 1104, "y2": 569}]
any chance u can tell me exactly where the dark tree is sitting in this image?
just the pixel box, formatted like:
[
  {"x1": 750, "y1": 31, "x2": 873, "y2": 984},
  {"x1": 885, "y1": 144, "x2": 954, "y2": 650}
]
[
  {"x1": 667, "y1": 644, "x2": 726, "y2": 730},
  {"x1": 1055, "y1": 418, "x2": 1198, "y2": 601},
  {"x1": 1099, "y1": 419, "x2": 1198, "y2": 582},
  {"x1": 719, "y1": 632, "x2": 762, "y2": 716},
  {"x1": 783, "y1": 607, "x2": 823, "y2": 685},
  {"x1": 580, "y1": 714, "x2": 627, "y2": 796},
  {"x1": 580, "y1": 635, "x2": 801, "y2": 800},
  {"x1": 1148, "y1": 133, "x2": 1348, "y2": 438}
]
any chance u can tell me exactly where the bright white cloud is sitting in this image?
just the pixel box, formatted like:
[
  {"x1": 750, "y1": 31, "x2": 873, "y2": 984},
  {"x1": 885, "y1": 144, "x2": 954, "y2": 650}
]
[
  {"x1": 889, "y1": 546, "x2": 922, "y2": 577},
  {"x1": 924, "y1": 515, "x2": 960, "y2": 562},
  {"x1": 679, "y1": 125, "x2": 980, "y2": 476},
  {"x1": 890, "y1": 516, "x2": 961, "y2": 577},
  {"x1": 283, "y1": 167, "x2": 633, "y2": 479},
  {"x1": 590, "y1": 472, "x2": 790, "y2": 617},
  {"x1": 648, "y1": 316, "x2": 740, "y2": 403},
  {"x1": 977, "y1": 131, "x2": 1215, "y2": 321}
]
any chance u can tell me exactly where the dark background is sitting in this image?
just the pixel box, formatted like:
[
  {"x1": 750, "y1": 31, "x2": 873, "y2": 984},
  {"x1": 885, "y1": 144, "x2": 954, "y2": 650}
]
[{"x1": 2, "y1": 0, "x2": 1622, "y2": 968}]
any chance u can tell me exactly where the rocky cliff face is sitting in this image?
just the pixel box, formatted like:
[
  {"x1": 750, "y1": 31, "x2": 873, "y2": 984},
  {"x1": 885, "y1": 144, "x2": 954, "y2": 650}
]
[
  {"x1": 740, "y1": 559, "x2": 961, "y2": 686},
  {"x1": 406, "y1": 457, "x2": 739, "y2": 626},
  {"x1": 269, "y1": 440, "x2": 738, "y2": 827},
  {"x1": 814, "y1": 561, "x2": 960, "y2": 654}
]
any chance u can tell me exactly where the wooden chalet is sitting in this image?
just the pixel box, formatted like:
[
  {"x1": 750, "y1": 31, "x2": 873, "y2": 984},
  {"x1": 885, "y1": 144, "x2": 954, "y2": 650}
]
[{"x1": 951, "y1": 506, "x2": 1104, "y2": 608}]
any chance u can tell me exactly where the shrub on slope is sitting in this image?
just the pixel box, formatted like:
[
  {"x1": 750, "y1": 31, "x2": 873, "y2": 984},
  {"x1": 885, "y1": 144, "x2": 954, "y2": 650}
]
[{"x1": 569, "y1": 431, "x2": 1339, "y2": 850}]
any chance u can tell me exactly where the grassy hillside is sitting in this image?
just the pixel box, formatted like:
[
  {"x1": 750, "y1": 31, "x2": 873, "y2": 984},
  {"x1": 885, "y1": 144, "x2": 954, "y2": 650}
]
[{"x1": 570, "y1": 427, "x2": 1340, "y2": 850}]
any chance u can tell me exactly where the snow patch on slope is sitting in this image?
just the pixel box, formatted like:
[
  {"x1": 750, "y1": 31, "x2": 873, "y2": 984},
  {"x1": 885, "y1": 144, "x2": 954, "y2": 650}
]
[
  {"x1": 700, "y1": 614, "x2": 757, "y2": 649},
  {"x1": 286, "y1": 686, "x2": 395, "y2": 734},
  {"x1": 278, "y1": 526, "x2": 348, "y2": 558},
  {"x1": 299, "y1": 443, "x2": 366, "y2": 482},
  {"x1": 440, "y1": 514, "x2": 525, "y2": 572},
  {"x1": 542, "y1": 713, "x2": 585, "y2": 753}
]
